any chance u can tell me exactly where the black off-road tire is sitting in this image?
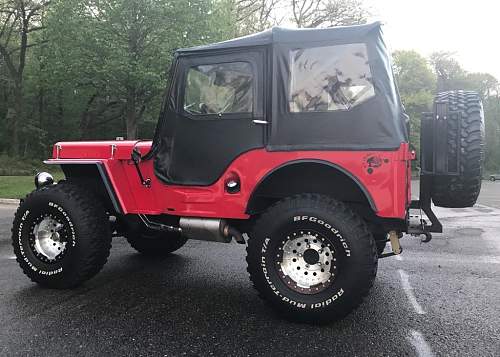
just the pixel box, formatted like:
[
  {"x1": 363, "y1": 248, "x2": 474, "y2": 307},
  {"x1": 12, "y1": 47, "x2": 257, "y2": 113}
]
[
  {"x1": 125, "y1": 230, "x2": 187, "y2": 257},
  {"x1": 11, "y1": 182, "x2": 111, "y2": 289},
  {"x1": 431, "y1": 90, "x2": 485, "y2": 208},
  {"x1": 246, "y1": 194, "x2": 377, "y2": 323},
  {"x1": 374, "y1": 233, "x2": 388, "y2": 256}
]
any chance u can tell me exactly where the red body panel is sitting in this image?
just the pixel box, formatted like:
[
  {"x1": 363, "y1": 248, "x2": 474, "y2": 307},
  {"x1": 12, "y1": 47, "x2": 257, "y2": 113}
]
[{"x1": 47, "y1": 141, "x2": 412, "y2": 220}]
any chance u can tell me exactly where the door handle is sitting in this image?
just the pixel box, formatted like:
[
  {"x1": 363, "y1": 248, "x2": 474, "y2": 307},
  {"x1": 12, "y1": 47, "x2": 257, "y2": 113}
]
[{"x1": 252, "y1": 119, "x2": 269, "y2": 125}]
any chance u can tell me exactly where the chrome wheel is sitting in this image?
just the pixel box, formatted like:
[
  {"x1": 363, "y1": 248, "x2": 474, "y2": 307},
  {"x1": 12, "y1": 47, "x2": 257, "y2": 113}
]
[
  {"x1": 32, "y1": 216, "x2": 67, "y2": 262},
  {"x1": 276, "y1": 231, "x2": 337, "y2": 294}
]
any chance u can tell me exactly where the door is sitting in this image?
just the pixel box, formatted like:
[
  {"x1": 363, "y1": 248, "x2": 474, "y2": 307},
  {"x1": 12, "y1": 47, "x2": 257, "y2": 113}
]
[{"x1": 155, "y1": 49, "x2": 267, "y2": 186}]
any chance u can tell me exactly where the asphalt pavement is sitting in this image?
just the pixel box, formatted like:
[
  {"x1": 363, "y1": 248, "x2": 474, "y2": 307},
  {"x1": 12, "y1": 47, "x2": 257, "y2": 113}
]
[{"x1": 0, "y1": 182, "x2": 499, "y2": 356}]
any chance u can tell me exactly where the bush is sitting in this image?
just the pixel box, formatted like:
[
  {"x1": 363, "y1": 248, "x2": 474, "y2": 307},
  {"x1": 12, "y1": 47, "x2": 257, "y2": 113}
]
[{"x1": 0, "y1": 154, "x2": 62, "y2": 176}]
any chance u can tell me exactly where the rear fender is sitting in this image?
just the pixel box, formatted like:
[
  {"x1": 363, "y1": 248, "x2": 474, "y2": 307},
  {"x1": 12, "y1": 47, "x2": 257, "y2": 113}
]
[{"x1": 246, "y1": 160, "x2": 377, "y2": 214}]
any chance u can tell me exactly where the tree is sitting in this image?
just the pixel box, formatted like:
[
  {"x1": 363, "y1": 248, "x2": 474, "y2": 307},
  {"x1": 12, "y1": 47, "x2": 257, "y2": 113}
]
[
  {"x1": 392, "y1": 50, "x2": 437, "y2": 163},
  {"x1": 483, "y1": 92, "x2": 500, "y2": 171},
  {"x1": 393, "y1": 50, "x2": 436, "y2": 96},
  {"x1": 399, "y1": 50, "x2": 500, "y2": 173},
  {"x1": 0, "y1": 0, "x2": 50, "y2": 155},
  {"x1": 430, "y1": 51, "x2": 468, "y2": 91},
  {"x1": 467, "y1": 74, "x2": 500, "y2": 171},
  {"x1": 233, "y1": 0, "x2": 282, "y2": 35},
  {"x1": 228, "y1": 0, "x2": 370, "y2": 36},
  {"x1": 462, "y1": 72, "x2": 498, "y2": 99},
  {"x1": 46, "y1": 0, "x2": 225, "y2": 140},
  {"x1": 290, "y1": 0, "x2": 368, "y2": 28}
]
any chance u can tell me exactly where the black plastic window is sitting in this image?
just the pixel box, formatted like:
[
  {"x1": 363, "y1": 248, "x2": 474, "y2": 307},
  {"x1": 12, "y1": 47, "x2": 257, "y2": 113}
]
[
  {"x1": 184, "y1": 62, "x2": 253, "y2": 116},
  {"x1": 289, "y1": 43, "x2": 375, "y2": 113}
]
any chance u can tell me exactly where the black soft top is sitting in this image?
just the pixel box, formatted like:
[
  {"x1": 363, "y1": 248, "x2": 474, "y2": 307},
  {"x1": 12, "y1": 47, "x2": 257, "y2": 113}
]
[
  {"x1": 151, "y1": 22, "x2": 408, "y2": 184},
  {"x1": 177, "y1": 22, "x2": 382, "y2": 54},
  {"x1": 174, "y1": 22, "x2": 408, "y2": 151}
]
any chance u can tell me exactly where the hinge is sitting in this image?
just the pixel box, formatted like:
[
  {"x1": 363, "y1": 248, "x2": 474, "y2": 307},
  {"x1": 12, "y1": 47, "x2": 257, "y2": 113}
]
[
  {"x1": 55, "y1": 144, "x2": 62, "y2": 159},
  {"x1": 131, "y1": 148, "x2": 151, "y2": 188},
  {"x1": 111, "y1": 144, "x2": 117, "y2": 159}
]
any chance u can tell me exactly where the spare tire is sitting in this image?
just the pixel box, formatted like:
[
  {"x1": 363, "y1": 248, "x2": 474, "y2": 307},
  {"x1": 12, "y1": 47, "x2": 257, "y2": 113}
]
[{"x1": 431, "y1": 90, "x2": 485, "y2": 208}]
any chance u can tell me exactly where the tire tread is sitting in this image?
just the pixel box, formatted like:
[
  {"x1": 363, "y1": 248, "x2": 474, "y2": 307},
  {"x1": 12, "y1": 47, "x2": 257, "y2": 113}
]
[
  {"x1": 246, "y1": 194, "x2": 377, "y2": 322},
  {"x1": 431, "y1": 90, "x2": 485, "y2": 208},
  {"x1": 11, "y1": 182, "x2": 111, "y2": 288}
]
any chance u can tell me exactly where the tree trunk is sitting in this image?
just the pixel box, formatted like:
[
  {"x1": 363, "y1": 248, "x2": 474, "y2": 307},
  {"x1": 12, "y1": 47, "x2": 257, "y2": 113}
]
[
  {"x1": 79, "y1": 94, "x2": 97, "y2": 139},
  {"x1": 38, "y1": 87, "x2": 44, "y2": 127},
  {"x1": 57, "y1": 90, "x2": 64, "y2": 128},
  {"x1": 11, "y1": 83, "x2": 22, "y2": 156},
  {"x1": 126, "y1": 87, "x2": 137, "y2": 139}
]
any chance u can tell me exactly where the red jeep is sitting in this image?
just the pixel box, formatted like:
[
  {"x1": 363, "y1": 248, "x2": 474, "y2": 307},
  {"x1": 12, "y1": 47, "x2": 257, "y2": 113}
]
[{"x1": 12, "y1": 22, "x2": 484, "y2": 322}]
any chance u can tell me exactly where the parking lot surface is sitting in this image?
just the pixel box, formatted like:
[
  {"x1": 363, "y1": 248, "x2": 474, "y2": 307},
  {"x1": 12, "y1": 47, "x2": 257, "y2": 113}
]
[{"x1": 0, "y1": 181, "x2": 499, "y2": 356}]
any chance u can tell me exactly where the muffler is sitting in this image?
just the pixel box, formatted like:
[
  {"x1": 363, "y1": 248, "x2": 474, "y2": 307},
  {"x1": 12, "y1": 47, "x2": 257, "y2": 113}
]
[{"x1": 179, "y1": 218, "x2": 245, "y2": 244}]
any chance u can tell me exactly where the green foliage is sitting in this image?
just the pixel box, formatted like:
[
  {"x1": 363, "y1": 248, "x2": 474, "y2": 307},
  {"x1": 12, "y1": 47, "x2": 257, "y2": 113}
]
[
  {"x1": 42, "y1": 0, "x2": 229, "y2": 140},
  {"x1": 0, "y1": 0, "x2": 498, "y2": 176},
  {"x1": 393, "y1": 50, "x2": 436, "y2": 95},
  {"x1": 0, "y1": 173, "x2": 64, "y2": 199},
  {"x1": 0, "y1": 0, "x2": 236, "y2": 160},
  {"x1": 430, "y1": 51, "x2": 467, "y2": 91},
  {"x1": 393, "y1": 50, "x2": 500, "y2": 172},
  {"x1": 0, "y1": 155, "x2": 62, "y2": 176},
  {"x1": 429, "y1": 52, "x2": 500, "y2": 172},
  {"x1": 483, "y1": 96, "x2": 500, "y2": 171},
  {"x1": 392, "y1": 50, "x2": 436, "y2": 168}
]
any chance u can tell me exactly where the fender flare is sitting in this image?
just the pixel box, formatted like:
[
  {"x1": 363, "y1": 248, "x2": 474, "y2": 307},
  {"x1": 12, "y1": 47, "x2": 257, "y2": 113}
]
[
  {"x1": 246, "y1": 159, "x2": 377, "y2": 213},
  {"x1": 44, "y1": 160, "x2": 123, "y2": 214}
]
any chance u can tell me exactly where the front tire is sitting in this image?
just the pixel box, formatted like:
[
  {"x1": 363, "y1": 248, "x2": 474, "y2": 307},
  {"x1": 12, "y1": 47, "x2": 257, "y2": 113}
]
[
  {"x1": 11, "y1": 182, "x2": 111, "y2": 289},
  {"x1": 246, "y1": 194, "x2": 377, "y2": 323}
]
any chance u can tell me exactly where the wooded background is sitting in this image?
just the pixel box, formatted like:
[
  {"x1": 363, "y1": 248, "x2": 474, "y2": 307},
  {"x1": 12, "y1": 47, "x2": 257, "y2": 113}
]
[{"x1": 0, "y1": 0, "x2": 499, "y2": 172}]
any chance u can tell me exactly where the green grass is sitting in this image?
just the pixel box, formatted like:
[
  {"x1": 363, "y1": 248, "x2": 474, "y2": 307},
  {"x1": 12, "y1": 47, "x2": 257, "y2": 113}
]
[
  {"x1": 0, "y1": 154, "x2": 64, "y2": 198},
  {"x1": 0, "y1": 174, "x2": 64, "y2": 199},
  {"x1": 0, "y1": 155, "x2": 64, "y2": 176}
]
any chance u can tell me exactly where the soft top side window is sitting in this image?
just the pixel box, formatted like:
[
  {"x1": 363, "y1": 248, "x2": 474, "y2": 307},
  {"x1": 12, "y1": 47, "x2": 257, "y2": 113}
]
[
  {"x1": 289, "y1": 43, "x2": 375, "y2": 113},
  {"x1": 184, "y1": 61, "x2": 253, "y2": 116}
]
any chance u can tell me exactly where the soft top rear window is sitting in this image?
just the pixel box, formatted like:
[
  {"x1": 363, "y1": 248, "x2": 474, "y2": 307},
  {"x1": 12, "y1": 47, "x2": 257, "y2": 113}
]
[{"x1": 289, "y1": 43, "x2": 375, "y2": 113}]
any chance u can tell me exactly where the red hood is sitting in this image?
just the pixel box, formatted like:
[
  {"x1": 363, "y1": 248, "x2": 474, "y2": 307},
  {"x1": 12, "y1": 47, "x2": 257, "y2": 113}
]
[{"x1": 50, "y1": 140, "x2": 153, "y2": 160}]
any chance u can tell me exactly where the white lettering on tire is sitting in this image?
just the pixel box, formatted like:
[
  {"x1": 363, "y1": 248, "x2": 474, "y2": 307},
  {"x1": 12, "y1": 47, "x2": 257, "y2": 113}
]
[
  {"x1": 17, "y1": 202, "x2": 77, "y2": 276},
  {"x1": 293, "y1": 215, "x2": 351, "y2": 257}
]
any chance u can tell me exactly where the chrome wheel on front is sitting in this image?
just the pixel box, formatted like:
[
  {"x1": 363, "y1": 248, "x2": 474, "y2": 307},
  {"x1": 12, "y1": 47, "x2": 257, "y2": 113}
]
[
  {"x1": 31, "y1": 216, "x2": 67, "y2": 262},
  {"x1": 276, "y1": 231, "x2": 337, "y2": 294}
]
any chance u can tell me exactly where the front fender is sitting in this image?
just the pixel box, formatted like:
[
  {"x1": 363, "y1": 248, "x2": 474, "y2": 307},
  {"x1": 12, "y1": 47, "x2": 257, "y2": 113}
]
[{"x1": 44, "y1": 160, "x2": 123, "y2": 214}]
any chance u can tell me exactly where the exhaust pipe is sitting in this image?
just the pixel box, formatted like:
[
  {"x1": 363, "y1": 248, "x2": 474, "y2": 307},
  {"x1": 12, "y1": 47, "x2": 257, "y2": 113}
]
[
  {"x1": 139, "y1": 215, "x2": 245, "y2": 244},
  {"x1": 179, "y1": 217, "x2": 245, "y2": 244}
]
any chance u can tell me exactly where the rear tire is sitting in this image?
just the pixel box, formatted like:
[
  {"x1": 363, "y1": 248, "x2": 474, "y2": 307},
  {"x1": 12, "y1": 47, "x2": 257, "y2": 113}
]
[
  {"x1": 125, "y1": 230, "x2": 187, "y2": 257},
  {"x1": 11, "y1": 182, "x2": 111, "y2": 289},
  {"x1": 246, "y1": 194, "x2": 377, "y2": 323},
  {"x1": 374, "y1": 233, "x2": 388, "y2": 256},
  {"x1": 431, "y1": 90, "x2": 485, "y2": 208},
  {"x1": 490, "y1": 177, "x2": 496, "y2": 182}
]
